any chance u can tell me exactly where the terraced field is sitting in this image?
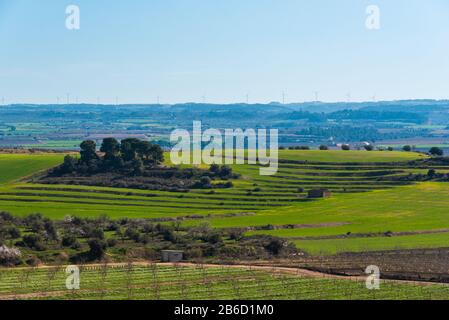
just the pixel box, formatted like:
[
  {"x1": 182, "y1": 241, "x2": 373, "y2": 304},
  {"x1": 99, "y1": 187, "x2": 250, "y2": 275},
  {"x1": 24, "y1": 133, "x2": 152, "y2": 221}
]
[
  {"x1": 1, "y1": 264, "x2": 448, "y2": 300},
  {"x1": 2, "y1": 150, "x2": 449, "y2": 254}
]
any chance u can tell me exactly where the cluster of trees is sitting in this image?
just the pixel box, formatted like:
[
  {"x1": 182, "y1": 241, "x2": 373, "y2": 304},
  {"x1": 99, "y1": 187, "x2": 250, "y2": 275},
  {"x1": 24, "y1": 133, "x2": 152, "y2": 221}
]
[
  {"x1": 297, "y1": 126, "x2": 427, "y2": 143},
  {"x1": 402, "y1": 145, "x2": 444, "y2": 156},
  {"x1": 0, "y1": 212, "x2": 296, "y2": 266},
  {"x1": 58, "y1": 138, "x2": 164, "y2": 175}
]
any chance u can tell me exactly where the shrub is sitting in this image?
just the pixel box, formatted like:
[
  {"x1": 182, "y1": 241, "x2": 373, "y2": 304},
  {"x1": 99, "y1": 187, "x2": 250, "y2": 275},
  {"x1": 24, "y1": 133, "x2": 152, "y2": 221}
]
[
  {"x1": 125, "y1": 227, "x2": 141, "y2": 242},
  {"x1": 403, "y1": 145, "x2": 412, "y2": 152},
  {"x1": 341, "y1": 144, "x2": 351, "y2": 151},
  {"x1": 107, "y1": 238, "x2": 118, "y2": 247},
  {"x1": 88, "y1": 239, "x2": 107, "y2": 260},
  {"x1": 7, "y1": 227, "x2": 21, "y2": 239},
  {"x1": 229, "y1": 230, "x2": 244, "y2": 241},
  {"x1": 21, "y1": 234, "x2": 46, "y2": 251},
  {"x1": 319, "y1": 145, "x2": 329, "y2": 150},
  {"x1": 0, "y1": 245, "x2": 22, "y2": 266},
  {"x1": 62, "y1": 235, "x2": 78, "y2": 248},
  {"x1": 87, "y1": 228, "x2": 105, "y2": 240},
  {"x1": 264, "y1": 238, "x2": 285, "y2": 255}
]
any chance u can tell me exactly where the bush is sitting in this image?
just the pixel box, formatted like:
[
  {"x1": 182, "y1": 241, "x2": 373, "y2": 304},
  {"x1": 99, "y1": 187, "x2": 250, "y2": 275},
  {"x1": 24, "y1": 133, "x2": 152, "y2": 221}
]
[
  {"x1": 264, "y1": 238, "x2": 285, "y2": 255},
  {"x1": 107, "y1": 238, "x2": 118, "y2": 247},
  {"x1": 206, "y1": 232, "x2": 223, "y2": 244},
  {"x1": 229, "y1": 230, "x2": 244, "y2": 241},
  {"x1": 6, "y1": 227, "x2": 21, "y2": 239},
  {"x1": 403, "y1": 145, "x2": 412, "y2": 152},
  {"x1": 319, "y1": 145, "x2": 329, "y2": 150},
  {"x1": 62, "y1": 235, "x2": 78, "y2": 248},
  {"x1": 125, "y1": 227, "x2": 141, "y2": 242},
  {"x1": 88, "y1": 239, "x2": 107, "y2": 260},
  {"x1": 0, "y1": 245, "x2": 22, "y2": 266},
  {"x1": 87, "y1": 228, "x2": 105, "y2": 240},
  {"x1": 341, "y1": 144, "x2": 351, "y2": 151},
  {"x1": 364, "y1": 144, "x2": 374, "y2": 151},
  {"x1": 21, "y1": 234, "x2": 46, "y2": 251}
]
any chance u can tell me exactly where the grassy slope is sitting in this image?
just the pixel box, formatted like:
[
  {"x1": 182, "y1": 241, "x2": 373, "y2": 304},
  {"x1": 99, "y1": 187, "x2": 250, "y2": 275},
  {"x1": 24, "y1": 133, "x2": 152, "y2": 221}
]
[{"x1": 0, "y1": 154, "x2": 64, "y2": 184}]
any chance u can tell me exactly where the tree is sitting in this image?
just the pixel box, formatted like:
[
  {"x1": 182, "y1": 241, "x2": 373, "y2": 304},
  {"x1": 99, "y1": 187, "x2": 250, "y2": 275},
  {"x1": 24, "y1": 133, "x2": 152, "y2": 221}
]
[
  {"x1": 61, "y1": 155, "x2": 77, "y2": 173},
  {"x1": 0, "y1": 245, "x2": 22, "y2": 266},
  {"x1": 120, "y1": 138, "x2": 141, "y2": 161},
  {"x1": 319, "y1": 145, "x2": 329, "y2": 150},
  {"x1": 100, "y1": 138, "x2": 120, "y2": 159},
  {"x1": 22, "y1": 234, "x2": 46, "y2": 251},
  {"x1": 264, "y1": 238, "x2": 285, "y2": 255},
  {"x1": 210, "y1": 164, "x2": 220, "y2": 173},
  {"x1": 429, "y1": 147, "x2": 444, "y2": 157},
  {"x1": 135, "y1": 141, "x2": 164, "y2": 165},
  {"x1": 88, "y1": 239, "x2": 107, "y2": 260},
  {"x1": 218, "y1": 165, "x2": 233, "y2": 178},
  {"x1": 341, "y1": 144, "x2": 350, "y2": 151},
  {"x1": 132, "y1": 158, "x2": 144, "y2": 175},
  {"x1": 403, "y1": 145, "x2": 412, "y2": 152},
  {"x1": 364, "y1": 144, "x2": 374, "y2": 151},
  {"x1": 44, "y1": 219, "x2": 59, "y2": 242},
  {"x1": 147, "y1": 144, "x2": 164, "y2": 165},
  {"x1": 80, "y1": 140, "x2": 98, "y2": 163}
]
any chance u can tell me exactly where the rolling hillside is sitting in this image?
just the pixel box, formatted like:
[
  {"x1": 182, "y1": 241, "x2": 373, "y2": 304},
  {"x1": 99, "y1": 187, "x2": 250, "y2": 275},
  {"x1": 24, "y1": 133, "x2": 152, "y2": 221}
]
[{"x1": 1, "y1": 150, "x2": 449, "y2": 255}]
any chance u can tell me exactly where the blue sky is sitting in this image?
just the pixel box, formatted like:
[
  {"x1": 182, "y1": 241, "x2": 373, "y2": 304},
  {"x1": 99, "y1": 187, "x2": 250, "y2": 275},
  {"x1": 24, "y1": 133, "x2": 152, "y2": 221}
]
[{"x1": 1, "y1": 0, "x2": 449, "y2": 104}]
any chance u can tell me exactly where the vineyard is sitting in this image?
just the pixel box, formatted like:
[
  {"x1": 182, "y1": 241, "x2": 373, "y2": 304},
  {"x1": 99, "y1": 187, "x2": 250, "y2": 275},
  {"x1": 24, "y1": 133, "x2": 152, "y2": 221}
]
[{"x1": 1, "y1": 263, "x2": 449, "y2": 300}]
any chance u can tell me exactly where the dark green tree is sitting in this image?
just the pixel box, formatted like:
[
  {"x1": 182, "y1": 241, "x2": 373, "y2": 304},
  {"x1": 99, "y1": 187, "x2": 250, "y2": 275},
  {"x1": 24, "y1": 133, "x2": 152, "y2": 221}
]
[
  {"x1": 80, "y1": 140, "x2": 98, "y2": 163},
  {"x1": 429, "y1": 147, "x2": 444, "y2": 157},
  {"x1": 87, "y1": 239, "x2": 107, "y2": 260},
  {"x1": 61, "y1": 155, "x2": 77, "y2": 173},
  {"x1": 120, "y1": 138, "x2": 141, "y2": 161},
  {"x1": 403, "y1": 145, "x2": 412, "y2": 152},
  {"x1": 100, "y1": 138, "x2": 120, "y2": 159}
]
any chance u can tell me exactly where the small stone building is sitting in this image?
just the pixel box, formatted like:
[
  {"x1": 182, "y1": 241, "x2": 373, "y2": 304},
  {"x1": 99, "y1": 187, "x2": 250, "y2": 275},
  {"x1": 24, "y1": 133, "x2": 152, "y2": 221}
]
[
  {"x1": 308, "y1": 189, "x2": 332, "y2": 199},
  {"x1": 161, "y1": 250, "x2": 184, "y2": 263}
]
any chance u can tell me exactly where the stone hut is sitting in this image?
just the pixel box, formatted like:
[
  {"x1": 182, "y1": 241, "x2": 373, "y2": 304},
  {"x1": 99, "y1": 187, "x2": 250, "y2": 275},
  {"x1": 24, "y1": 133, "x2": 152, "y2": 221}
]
[
  {"x1": 161, "y1": 250, "x2": 184, "y2": 263},
  {"x1": 308, "y1": 189, "x2": 332, "y2": 199}
]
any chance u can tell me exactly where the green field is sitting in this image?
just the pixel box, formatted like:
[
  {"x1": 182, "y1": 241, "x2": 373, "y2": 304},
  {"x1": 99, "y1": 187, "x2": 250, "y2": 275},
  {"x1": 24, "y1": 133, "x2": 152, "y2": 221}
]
[
  {"x1": 1, "y1": 150, "x2": 449, "y2": 255},
  {"x1": 1, "y1": 264, "x2": 448, "y2": 300},
  {"x1": 0, "y1": 154, "x2": 64, "y2": 184}
]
